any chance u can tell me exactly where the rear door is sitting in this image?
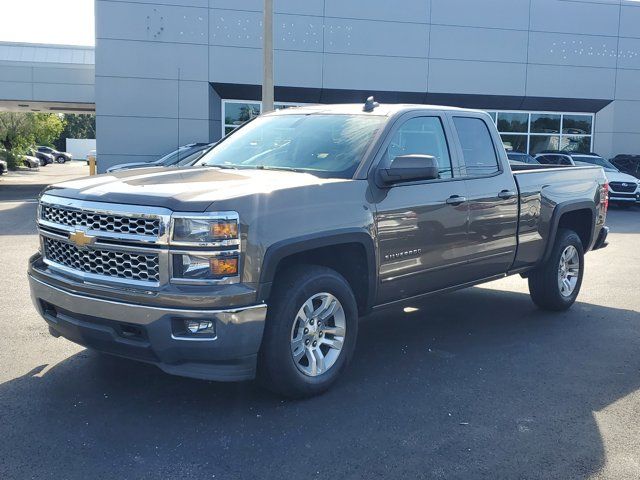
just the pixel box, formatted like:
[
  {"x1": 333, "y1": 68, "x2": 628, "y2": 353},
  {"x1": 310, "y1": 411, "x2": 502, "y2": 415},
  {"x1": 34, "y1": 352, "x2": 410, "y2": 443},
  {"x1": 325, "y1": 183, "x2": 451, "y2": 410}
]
[
  {"x1": 372, "y1": 113, "x2": 470, "y2": 304},
  {"x1": 449, "y1": 114, "x2": 519, "y2": 278}
]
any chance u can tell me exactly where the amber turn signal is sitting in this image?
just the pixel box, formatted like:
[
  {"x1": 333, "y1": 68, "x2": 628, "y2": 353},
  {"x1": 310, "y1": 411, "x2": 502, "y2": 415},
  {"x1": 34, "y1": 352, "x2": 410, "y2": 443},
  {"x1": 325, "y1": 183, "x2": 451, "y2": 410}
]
[
  {"x1": 209, "y1": 256, "x2": 238, "y2": 276},
  {"x1": 211, "y1": 220, "x2": 238, "y2": 239}
]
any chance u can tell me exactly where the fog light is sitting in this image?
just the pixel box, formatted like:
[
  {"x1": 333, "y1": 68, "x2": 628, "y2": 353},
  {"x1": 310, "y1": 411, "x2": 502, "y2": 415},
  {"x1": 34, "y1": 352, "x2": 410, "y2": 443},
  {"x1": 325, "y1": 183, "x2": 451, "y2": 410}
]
[
  {"x1": 172, "y1": 317, "x2": 216, "y2": 339},
  {"x1": 185, "y1": 319, "x2": 214, "y2": 335}
]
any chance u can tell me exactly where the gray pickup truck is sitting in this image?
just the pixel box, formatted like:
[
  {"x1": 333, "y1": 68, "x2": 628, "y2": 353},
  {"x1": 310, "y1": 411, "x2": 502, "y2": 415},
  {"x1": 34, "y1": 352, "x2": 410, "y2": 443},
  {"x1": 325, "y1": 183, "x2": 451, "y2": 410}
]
[{"x1": 28, "y1": 101, "x2": 609, "y2": 397}]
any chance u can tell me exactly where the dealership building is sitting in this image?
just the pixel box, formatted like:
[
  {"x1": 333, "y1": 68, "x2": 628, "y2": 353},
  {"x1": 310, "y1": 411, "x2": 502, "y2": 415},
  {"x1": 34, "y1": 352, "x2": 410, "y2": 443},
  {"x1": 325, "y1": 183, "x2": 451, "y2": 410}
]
[{"x1": 93, "y1": 0, "x2": 640, "y2": 172}]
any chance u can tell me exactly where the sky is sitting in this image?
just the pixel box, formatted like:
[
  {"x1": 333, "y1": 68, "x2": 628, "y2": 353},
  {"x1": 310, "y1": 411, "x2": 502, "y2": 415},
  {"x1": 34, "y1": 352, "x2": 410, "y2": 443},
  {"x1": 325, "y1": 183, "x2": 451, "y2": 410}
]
[{"x1": 0, "y1": 0, "x2": 94, "y2": 46}]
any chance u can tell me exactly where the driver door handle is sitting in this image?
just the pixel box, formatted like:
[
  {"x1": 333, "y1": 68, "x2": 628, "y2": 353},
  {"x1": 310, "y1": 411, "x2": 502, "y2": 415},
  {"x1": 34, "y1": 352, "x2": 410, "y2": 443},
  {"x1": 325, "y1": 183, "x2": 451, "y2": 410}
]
[
  {"x1": 498, "y1": 189, "x2": 517, "y2": 199},
  {"x1": 446, "y1": 195, "x2": 467, "y2": 206}
]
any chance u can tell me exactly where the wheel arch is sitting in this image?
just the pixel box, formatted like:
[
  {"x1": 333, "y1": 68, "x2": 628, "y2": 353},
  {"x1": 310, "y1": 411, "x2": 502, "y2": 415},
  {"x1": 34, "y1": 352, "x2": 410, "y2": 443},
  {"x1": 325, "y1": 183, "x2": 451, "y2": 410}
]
[
  {"x1": 542, "y1": 201, "x2": 596, "y2": 263},
  {"x1": 258, "y1": 229, "x2": 377, "y2": 315}
]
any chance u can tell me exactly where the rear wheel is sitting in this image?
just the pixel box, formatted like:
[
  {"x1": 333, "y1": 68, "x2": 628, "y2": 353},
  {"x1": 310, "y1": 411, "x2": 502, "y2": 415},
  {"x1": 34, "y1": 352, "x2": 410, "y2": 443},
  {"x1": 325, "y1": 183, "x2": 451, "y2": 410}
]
[
  {"x1": 528, "y1": 228, "x2": 584, "y2": 311},
  {"x1": 258, "y1": 265, "x2": 358, "y2": 398}
]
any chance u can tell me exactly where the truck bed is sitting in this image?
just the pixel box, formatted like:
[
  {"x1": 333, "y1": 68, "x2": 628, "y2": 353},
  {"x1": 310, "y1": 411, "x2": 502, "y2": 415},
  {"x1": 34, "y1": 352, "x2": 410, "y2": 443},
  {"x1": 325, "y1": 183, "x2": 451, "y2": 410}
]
[{"x1": 510, "y1": 164, "x2": 606, "y2": 270}]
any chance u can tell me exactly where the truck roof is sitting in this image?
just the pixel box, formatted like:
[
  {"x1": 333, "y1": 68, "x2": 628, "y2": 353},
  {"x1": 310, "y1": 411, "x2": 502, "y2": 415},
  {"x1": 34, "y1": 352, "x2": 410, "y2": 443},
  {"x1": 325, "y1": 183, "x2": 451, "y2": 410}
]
[{"x1": 265, "y1": 102, "x2": 486, "y2": 117}]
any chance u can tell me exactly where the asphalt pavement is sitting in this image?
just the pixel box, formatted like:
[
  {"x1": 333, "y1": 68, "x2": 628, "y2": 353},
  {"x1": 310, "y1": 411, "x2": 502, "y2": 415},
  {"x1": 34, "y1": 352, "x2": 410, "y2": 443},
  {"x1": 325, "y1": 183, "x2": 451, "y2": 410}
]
[{"x1": 0, "y1": 170, "x2": 639, "y2": 479}]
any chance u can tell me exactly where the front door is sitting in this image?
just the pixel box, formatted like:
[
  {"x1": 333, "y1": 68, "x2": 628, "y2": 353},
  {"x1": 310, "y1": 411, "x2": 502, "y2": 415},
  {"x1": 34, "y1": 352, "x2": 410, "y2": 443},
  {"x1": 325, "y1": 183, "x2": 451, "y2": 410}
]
[{"x1": 373, "y1": 115, "x2": 470, "y2": 304}]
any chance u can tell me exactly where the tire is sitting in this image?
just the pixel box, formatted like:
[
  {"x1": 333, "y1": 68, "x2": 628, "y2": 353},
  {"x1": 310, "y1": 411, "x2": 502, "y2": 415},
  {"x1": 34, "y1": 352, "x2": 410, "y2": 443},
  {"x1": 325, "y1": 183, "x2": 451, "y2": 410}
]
[
  {"x1": 528, "y1": 228, "x2": 584, "y2": 311},
  {"x1": 56, "y1": 155, "x2": 66, "y2": 164},
  {"x1": 258, "y1": 265, "x2": 358, "y2": 398}
]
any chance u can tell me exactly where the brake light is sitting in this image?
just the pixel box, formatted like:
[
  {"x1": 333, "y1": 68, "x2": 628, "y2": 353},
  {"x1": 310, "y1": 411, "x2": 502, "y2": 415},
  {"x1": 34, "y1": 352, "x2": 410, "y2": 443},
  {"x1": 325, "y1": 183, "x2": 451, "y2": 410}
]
[{"x1": 601, "y1": 182, "x2": 609, "y2": 213}]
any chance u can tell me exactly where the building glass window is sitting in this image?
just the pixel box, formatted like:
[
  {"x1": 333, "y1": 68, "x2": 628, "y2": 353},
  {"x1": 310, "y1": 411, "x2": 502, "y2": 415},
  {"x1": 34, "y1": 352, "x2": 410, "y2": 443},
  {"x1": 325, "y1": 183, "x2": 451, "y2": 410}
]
[
  {"x1": 562, "y1": 115, "x2": 592, "y2": 135},
  {"x1": 222, "y1": 100, "x2": 307, "y2": 136},
  {"x1": 530, "y1": 113, "x2": 560, "y2": 134},
  {"x1": 496, "y1": 112, "x2": 528, "y2": 133},
  {"x1": 487, "y1": 110, "x2": 594, "y2": 155},
  {"x1": 500, "y1": 134, "x2": 528, "y2": 153}
]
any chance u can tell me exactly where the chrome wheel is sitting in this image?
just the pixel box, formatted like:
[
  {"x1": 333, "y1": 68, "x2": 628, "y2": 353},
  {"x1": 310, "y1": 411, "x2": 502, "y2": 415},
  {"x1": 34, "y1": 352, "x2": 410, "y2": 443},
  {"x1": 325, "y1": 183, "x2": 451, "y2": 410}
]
[
  {"x1": 558, "y1": 245, "x2": 580, "y2": 297},
  {"x1": 290, "y1": 292, "x2": 346, "y2": 377}
]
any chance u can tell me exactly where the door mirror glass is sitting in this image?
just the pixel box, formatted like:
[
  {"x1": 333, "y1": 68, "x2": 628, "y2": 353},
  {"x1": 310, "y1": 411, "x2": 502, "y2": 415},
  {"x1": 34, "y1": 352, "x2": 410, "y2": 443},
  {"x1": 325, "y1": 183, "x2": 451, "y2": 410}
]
[{"x1": 379, "y1": 154, "x2": 440, "y2": 184}]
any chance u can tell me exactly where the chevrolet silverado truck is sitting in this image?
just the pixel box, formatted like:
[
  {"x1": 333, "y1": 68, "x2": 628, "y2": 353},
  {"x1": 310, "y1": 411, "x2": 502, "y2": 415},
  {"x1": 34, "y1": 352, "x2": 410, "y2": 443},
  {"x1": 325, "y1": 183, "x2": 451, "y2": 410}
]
[{"x1": 28, "y1": 100, "x2": 610, "y2": 397}]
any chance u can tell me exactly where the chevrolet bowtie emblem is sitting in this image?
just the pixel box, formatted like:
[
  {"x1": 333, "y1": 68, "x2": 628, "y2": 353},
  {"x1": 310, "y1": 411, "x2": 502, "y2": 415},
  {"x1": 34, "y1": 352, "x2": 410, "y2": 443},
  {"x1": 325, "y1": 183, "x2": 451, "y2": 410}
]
[{"x1": 69, "y1": 230, "x2": 96, "y2": 248}]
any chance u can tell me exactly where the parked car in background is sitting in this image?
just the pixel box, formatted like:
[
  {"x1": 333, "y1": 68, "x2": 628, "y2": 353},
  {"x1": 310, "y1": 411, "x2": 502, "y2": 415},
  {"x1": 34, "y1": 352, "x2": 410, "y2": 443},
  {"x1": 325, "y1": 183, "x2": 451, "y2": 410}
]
[
  {"x1": 572, "y1": 153, "x2": 640, "y2": 205},
  {"x1": 0, "y1": 159, "x2": 7, "y2": 175},
  {"x1": 22, "y1": 155, "x2": 40, "y2": 169},
  {"x1": 30, "y1": 149, "x2": 54, "y2": 166},
  {"x1": 86, "y1": 149, "x2": 96, "y2": 166},
  {"x1": 37, "y1": 146, "x2": 72, "y2": 163},
  {"x1": 611, "y1": 154, "x2": 640, "y2": 180},
  {"x1": 507, "y1": 152, "x2": 540, "y2": 165},
  {"x1": 534, "y1": 152, "x2": 574, "y2": 166},
  {"x1": 106, "y1": 143, "x2": 213, "y2": 173}
]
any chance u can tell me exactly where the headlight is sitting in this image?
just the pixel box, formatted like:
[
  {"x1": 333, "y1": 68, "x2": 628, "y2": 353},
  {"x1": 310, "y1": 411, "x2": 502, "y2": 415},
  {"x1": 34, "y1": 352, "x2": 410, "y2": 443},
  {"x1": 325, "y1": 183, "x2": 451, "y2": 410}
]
[
  {"x1": 171, "y1": 252, "x2": 239, "y2": 281},
  {"x1": 171, "y1": 213, "x2": 239, "y2": 246}
]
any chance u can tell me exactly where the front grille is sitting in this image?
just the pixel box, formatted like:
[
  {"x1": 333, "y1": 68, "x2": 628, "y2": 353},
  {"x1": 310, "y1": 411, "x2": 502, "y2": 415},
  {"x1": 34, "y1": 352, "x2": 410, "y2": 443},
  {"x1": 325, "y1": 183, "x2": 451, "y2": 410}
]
[
  {"x1": 609, "y1": 182, "x2": 637, "y2": 193},
  {"x1": 41, "y1": 204, "x2": 161, "y2": 236},
  {"x1": 43, "y1": 237, "x2": 160, "y2": 283}
]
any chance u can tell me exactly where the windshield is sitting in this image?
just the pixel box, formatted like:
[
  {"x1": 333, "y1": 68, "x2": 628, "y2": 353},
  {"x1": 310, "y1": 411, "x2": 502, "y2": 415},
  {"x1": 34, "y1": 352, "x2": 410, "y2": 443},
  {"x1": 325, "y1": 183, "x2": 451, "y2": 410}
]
[
  {"x1": 572, "y1": 155, "x2": 618, "y2": 172},
  {"x1": 197, "y1": 114, "x2": 386, "y2": 178},
  {"x1": 154, "y1": 146, "x2": 204, "y2": 166}
]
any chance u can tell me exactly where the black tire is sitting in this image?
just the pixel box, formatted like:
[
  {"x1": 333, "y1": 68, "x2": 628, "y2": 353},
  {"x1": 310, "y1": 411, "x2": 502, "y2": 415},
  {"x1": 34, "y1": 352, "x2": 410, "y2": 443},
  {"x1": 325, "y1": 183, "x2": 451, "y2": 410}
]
[
  {"x1": 528, "y1": 228, "x2": 584, "y2": 311},
  {"x1": 258, "y1": 265, "x2": 358, "y2": 398},
  {"x1": 56, "y1": 155, "x2": 66, "y2": 164}
]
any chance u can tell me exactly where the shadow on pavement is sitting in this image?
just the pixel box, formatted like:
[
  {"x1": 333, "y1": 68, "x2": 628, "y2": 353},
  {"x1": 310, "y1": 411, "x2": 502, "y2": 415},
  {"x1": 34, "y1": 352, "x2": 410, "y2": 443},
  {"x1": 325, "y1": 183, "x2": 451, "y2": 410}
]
[
  {"x1": 1, "y1": 287, "x2": 639, "y2": 479},
  {"x1": 0, "y1": 184, "x2": 48, "y2": 202}
]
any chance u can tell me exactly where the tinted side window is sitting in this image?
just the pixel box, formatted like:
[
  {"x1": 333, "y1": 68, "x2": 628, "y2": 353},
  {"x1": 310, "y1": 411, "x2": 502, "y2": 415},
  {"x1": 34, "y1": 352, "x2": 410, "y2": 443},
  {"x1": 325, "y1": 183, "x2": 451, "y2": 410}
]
[
  {"x1": 453, "y1": 117, "x2": 500, "y2": 176},
  {"x1": 385, "y1": 117, "x2": 453, "y2": 179}
]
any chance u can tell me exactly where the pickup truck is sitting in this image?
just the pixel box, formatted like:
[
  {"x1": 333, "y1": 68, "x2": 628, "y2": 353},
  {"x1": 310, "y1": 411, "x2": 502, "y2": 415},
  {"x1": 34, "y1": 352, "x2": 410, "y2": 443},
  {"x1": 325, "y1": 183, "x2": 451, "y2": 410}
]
[{"x1": 28, "y1": 101, "x2": 610, "y2": 397}]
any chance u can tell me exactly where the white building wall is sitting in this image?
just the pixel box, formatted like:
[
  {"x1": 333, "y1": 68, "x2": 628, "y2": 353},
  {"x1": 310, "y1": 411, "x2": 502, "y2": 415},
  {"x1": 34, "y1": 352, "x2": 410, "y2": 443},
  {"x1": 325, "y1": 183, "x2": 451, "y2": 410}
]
[{"x1": 95, "y1": 0, "x2": 640, "y2": 172}]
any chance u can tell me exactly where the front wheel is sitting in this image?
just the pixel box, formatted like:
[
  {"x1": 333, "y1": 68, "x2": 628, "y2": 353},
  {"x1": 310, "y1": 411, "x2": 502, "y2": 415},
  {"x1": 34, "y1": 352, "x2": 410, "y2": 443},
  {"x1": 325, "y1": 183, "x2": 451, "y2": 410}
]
[
  {"x1": 56, "y1": 155, "x2": 66, "y2": 163},
  {"x1": 528, "y1": 228, "x2": 584, "y2": 311},
  {"x1": 258, "y1": 265, "x2": 358, "y2": 398}
]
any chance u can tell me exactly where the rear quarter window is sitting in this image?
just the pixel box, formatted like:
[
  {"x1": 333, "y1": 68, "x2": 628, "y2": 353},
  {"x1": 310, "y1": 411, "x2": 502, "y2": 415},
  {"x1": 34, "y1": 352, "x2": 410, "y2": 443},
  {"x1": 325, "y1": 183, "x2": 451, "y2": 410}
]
[{"x1": 453, "y1": 117, "x2": 500, "y2": 176}]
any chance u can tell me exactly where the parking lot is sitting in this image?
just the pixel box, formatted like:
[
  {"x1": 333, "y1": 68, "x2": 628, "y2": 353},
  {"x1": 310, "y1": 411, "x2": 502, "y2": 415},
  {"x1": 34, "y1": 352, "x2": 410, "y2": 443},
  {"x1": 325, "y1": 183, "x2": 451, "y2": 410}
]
[{"x1": 0, "y1": 174, "x2": 638, "y2": 479}]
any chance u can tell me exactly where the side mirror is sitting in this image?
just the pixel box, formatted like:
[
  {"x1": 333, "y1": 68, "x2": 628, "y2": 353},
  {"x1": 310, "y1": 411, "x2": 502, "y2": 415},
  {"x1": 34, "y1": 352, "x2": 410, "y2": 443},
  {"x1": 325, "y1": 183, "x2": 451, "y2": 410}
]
[{"x1": 379, "y1": 154, "x2": 440, "y2": 185}]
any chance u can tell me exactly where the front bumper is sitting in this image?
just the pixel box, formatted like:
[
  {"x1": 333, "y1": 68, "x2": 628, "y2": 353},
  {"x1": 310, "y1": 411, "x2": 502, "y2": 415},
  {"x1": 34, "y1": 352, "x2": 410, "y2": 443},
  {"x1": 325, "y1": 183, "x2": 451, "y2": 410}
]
[
  {"x1": 29, "y1": 274, "x2": 267, "y2": 382},
  {"x1": 608, "y1": 191, "x2": 640, "y2": 203}
]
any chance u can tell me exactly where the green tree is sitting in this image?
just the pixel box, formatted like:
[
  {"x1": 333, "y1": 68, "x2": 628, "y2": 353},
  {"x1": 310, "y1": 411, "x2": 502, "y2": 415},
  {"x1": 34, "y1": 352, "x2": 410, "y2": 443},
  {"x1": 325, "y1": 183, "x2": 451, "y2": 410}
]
[
  {"x1": 0, "y1": 112, "x2": 65, "y2": 169},
  {"x1": 54, "y1": 114, "x2": 96, "y2": 151}
]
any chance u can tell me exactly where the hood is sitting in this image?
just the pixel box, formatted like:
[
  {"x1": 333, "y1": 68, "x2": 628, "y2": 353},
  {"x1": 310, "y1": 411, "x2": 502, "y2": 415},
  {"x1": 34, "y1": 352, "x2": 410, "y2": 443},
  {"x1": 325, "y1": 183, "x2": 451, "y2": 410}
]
[
  {"x1": 604, "y1": 170, "x2": 639, "y2": 184},
  {"x1": 43, "y1": 166, "x2": 347, "y2": 211}
]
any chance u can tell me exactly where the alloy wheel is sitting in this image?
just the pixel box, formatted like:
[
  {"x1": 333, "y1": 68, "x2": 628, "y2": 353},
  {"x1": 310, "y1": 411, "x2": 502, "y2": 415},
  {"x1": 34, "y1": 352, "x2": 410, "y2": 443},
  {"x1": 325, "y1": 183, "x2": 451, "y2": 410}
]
[{"x1": 290, "y1": 292, "x2": 346, "y2": 377}]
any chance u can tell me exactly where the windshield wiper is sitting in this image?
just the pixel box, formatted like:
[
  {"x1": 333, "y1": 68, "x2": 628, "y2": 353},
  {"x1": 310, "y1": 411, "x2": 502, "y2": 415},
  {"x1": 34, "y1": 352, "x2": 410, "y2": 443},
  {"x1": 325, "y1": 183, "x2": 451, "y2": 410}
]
[
  {"x1": 201, "y1": 164, "x2": 240, "y2": 170},
  {"x1": 252, "y1": 165, "x2": 306, "y2": 173}
]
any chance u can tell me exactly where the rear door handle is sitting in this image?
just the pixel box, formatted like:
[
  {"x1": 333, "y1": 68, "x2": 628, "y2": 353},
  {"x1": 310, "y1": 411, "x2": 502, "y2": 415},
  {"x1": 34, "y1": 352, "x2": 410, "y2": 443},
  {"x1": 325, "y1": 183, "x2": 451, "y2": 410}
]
[
  {"x1": 446, "y1": 195, "x2": 467, "y2": 206},
  {"x1": 498, "y1": 190, "x2": 517, "y2": 199}
]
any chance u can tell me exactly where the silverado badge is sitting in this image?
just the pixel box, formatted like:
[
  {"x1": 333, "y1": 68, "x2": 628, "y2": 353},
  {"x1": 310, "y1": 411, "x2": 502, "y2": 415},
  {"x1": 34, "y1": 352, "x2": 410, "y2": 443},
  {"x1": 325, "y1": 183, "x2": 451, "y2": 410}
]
[{"x1": 69, "y1": 230, "x2": 96, "y2": 248}]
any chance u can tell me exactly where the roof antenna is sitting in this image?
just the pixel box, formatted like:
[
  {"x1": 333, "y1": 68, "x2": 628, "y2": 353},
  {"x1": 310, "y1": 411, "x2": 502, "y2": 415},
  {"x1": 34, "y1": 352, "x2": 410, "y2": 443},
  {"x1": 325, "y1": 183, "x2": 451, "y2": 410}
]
[{"x1": 363, "y1": 96, "x2": 379, "y2": 112}]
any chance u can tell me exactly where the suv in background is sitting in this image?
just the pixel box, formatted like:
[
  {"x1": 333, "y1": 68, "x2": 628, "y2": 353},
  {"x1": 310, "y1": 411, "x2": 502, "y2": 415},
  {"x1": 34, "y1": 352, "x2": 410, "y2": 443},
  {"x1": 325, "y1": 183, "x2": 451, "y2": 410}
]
[
  {"x1": 611, "y1": 155, "x2": 640, "y2": 180},
  {"x1": 572, "y1": 153, "x2": 640, "y2": 205},
  {"x1": 534, "y1": 152, "x2": 574, "y2": 166},
  {"x1": 37, "y1": 146, "x2": 72, "y2": 164}
]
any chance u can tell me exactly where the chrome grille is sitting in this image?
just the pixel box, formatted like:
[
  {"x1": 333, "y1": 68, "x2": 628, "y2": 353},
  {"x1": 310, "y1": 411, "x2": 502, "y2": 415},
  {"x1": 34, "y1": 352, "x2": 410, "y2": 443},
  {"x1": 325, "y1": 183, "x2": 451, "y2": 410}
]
[
  {"x1": 41, "y1": 204, "x2": 161, "y2": 236},
  {"x1": 43, "y1": 237, "x2": 160, "y2": 283}
]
